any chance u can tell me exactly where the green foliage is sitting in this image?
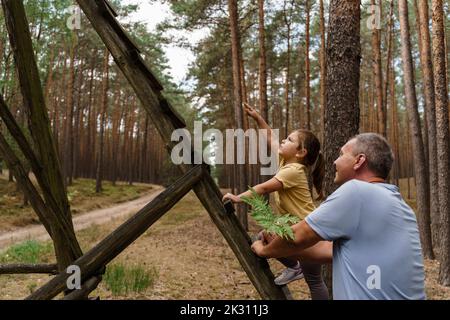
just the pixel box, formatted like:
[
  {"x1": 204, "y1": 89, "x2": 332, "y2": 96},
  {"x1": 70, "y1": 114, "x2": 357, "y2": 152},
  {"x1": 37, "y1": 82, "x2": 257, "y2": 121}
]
[
  {"x1": 241, "y1": 188, "x2": 299, "y2": 240},
  {"x1": 0, "y1": 240, "x2": 53, "y2": 264},
  {"x1": 104, "y1": 263, "x2": 158, "y2": 296}
]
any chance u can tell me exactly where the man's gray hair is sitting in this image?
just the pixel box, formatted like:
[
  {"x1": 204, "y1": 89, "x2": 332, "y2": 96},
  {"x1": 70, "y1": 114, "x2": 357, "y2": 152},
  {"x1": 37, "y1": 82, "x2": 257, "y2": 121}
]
[{"x1": 350, "y1": 133, "x2": 394, "y2": 179}]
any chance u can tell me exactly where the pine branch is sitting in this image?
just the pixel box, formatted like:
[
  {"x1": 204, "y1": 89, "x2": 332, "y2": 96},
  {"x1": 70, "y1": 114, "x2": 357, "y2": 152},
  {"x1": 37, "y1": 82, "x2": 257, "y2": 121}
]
[{"x1": 241, "y1": 187, "x2": 299, "y2": 240}]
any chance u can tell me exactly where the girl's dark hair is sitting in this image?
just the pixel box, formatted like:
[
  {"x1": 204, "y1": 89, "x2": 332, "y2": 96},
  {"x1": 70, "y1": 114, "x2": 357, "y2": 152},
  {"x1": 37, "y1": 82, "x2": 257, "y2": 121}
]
[{"x1": 296, "y1": 130, "x2": 324, "y2": 200}]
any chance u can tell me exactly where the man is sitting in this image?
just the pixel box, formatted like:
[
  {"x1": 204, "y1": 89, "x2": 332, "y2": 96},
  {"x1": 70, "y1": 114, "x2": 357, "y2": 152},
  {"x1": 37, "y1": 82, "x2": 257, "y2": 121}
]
[{"x1": 251, "y1": 133, "x2": 425, "y2": 300}]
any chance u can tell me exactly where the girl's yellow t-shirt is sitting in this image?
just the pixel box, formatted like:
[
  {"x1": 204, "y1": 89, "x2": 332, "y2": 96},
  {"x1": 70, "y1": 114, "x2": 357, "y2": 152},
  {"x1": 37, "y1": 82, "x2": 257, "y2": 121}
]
[{"x1": 273, "y1": 158, "x2": 315, "y2": 220}]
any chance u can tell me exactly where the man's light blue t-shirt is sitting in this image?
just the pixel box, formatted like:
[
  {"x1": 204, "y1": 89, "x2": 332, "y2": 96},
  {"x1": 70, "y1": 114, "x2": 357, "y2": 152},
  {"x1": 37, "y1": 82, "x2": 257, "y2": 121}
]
[{"x1": 305, "y1": 179, "x2": 425, "y2": 300}]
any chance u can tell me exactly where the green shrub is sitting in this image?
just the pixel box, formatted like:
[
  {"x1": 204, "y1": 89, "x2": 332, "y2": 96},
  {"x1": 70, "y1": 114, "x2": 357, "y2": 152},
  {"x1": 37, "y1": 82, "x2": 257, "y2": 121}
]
[
  {"x1": 0, "y1": 240, "x2": 53, "y2": 263},
  {"x1": 104, "y1": 263, "x2": 158, "y2": 296}
]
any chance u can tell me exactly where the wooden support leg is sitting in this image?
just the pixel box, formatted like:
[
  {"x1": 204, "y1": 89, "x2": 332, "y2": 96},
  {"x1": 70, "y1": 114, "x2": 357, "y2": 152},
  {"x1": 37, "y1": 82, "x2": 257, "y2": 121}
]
[{"x1": 193, "y1": 167, "x2": 289, "y2": 300}]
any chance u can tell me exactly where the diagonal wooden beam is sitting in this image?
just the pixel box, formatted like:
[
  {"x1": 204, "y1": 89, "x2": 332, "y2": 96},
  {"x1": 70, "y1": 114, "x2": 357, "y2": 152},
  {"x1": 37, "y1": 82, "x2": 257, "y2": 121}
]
[
  {"x1": 74, "y1": 0, "x2": 288, "y2": 300},
  {"x1": 1, "y1": 0, "x2": 83, "y2": 270},
  {"x1": 26, "y1": 165, "x2": 204, "y2": 300}
]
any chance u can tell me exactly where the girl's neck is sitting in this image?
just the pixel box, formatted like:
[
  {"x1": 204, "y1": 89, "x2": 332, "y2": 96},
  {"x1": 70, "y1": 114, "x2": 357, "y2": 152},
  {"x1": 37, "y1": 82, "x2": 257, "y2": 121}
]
[{"x1": 283, "y1": 157, "x2": 304, "y2": 165}]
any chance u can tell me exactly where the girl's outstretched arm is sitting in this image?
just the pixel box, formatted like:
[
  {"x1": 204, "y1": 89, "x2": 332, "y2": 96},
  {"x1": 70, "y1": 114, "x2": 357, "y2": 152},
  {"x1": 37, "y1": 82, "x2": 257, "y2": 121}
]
[
  {"x1": 244, "y1": 103, "x2": 279, "y2": 152},
  {"x1": 222, "y1": 177, "x2": 283, "y2": 203}
]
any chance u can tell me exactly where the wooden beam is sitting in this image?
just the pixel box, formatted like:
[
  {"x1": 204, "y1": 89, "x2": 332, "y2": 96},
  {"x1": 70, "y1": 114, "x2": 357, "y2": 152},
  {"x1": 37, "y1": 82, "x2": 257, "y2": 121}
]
[
  {"x1": 74, "y1": 0, "x2": 289, "y2": 300},
  {"x1": 193, "y1": 167, "x2": 289, "y2": 299},
  {"x1": 0, "y1": 264, "x2": 58, "y2": 275},
  {"x1": 26, "y1": 165, "x2": 204, "y2": 300},
  {"x1": 1, "y1": 0, "x2": 83, "y2": 270}
]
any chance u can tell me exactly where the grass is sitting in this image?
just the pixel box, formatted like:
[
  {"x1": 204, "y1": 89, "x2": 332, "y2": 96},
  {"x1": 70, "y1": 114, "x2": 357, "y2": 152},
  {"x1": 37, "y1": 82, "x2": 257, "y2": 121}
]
[
  {"x1": 0, "y1": 177, "x2": 155, "y2": 230},
  {"x1": 0, "y1": 240, "x2": 53, "y2": 264},
  {"x1": 103, "y1": 263, "x2": 158, "y2": 296},
  {"x1": 156, "y1": 191, "x2": 205, "y2": 226}
]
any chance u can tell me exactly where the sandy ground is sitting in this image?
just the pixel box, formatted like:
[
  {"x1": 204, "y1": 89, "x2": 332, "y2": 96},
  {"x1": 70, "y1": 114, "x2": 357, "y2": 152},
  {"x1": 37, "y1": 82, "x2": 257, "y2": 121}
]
[
  {"x1": 0, "y1": 187, "x2": 163, "y2": 251},
  {"x1": 0, "y1": 191, "x2": 449, "y2": 300}
]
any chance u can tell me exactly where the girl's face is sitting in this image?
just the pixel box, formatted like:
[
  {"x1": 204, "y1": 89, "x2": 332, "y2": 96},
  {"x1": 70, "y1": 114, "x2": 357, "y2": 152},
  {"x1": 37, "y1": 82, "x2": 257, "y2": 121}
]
[{"x1": 278, "y1": 131, "x2": 306, "y2": 161}]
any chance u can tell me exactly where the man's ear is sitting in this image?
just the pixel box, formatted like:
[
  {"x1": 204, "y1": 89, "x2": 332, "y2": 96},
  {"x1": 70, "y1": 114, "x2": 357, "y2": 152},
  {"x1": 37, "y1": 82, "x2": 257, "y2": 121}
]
[{"x1": 353, "y1": 154, "x2": 367, "y2": 170}]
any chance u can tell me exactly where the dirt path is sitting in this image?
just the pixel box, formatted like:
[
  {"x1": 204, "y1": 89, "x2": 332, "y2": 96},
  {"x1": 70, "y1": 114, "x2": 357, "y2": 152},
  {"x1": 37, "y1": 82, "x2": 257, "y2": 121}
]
[{"x1": 0, "y1": 187, "x2": 164, "y2": 251}]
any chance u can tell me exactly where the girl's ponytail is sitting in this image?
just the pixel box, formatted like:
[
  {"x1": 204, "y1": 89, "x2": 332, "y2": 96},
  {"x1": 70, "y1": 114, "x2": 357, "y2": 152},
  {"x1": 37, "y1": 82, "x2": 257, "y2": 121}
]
[{"x1": 296, "y1": 129, "x2": 324, "y2": 200}]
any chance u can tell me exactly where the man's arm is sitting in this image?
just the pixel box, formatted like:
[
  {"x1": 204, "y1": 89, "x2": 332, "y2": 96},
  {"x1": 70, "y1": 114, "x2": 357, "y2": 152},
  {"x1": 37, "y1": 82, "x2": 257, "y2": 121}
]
[{"x1": 251, "y1": 220, "x2": 333, "y2": 264}]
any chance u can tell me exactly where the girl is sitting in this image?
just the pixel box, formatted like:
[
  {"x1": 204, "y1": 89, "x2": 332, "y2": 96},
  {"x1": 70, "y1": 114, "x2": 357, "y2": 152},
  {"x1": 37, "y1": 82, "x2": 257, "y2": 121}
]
[{"x1": 222, "y1": 103, "x2": 328, "y2": 300}]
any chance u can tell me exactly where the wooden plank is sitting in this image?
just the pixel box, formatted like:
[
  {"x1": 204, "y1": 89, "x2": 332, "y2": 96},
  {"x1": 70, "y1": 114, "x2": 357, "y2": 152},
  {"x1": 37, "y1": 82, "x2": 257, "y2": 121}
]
[
  {"x1": 74, "y1": 0, "x2": 289, "y2": 300},
  {"x1": 26, "y1": 165, "x2": 204, "y2": 300},
  {"x1": 0, "y1": 264, "x2": 58, "y2": 275}
]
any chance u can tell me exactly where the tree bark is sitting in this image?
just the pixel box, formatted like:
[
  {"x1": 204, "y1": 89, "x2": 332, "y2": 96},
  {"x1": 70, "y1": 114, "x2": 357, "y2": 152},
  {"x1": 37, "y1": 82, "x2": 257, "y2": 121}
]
[
  {"x1": 95, "y1": 49, "x2": 109, "y2": 193},
  {"x1": 319, "y1": 0, "x2": 327, "y2": 141},
  {"x1": 322, "y1": 0, "x2": 361, "y2": 298},
  {"x1": 371, "y1": 0, "x2": 385, "y2": 137},
  {"x1": 398, "y1": 0, "x2": 434, "y2": 259},
  {"x1": 63, "y1": 37, "x2": 77, "y2": 187},
  {"x1": 417, "y1": 0, "x2": 440, "y2": 256},
  {"x1": 227, "y1": 0, "x2": 248, "y2": 230},
  {"x1": 304, "y1": 0, "x2": 311, "y2": 130},
  {"x1": 283, "y1": 0, "x2": 293, "y2": 137},
  {"x1": 430, "y1": 0, "x2": 450, "y2": 286},
  {"x1": 257, "y1": 0, "x2": 268, "y2": 122}
]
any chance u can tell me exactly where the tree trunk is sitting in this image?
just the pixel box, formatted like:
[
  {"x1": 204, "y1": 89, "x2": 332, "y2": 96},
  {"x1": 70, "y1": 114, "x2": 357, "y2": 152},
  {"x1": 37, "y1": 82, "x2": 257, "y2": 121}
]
[
  {"x1": 283, "y1": 0, "x2": 293, "y2": 137},
  {"x1": 371, "y1": 0, "x2": 385, "y2": 137},
  {"x1": 398, "y1": 0, "x2": 434, "y2": 259},
  {"x1": 319, "y1": 0, "x2": 327, "y2": 141},
  {"x1": 322, "y1": 0, "x2": 361, "y2": 299},
  {"x1": 257, "y1": 0, "x2": 268, "y2": 122},
  {"x1": 95, "y1": 50, "x2": 109, "y2": 193},
  {"x1": 111, "y1": 88, "x2": 122, "y2": 186},
  {"x1": 304, "y1": 0, "x2": 311, "y2": 131},
  {"x1": 383, "y1": 0, "x2": 394, "y2": 134},
  {"x1": 430, "y1": 0, "x2": 450, "y2": 286},
  {"x1": 227, "y1": 0, "x2": 248, "y2": 230},
  {"x1": 417, "y1": 0, "x2": 440, "y2": 257},
  {"x1": 63, "y1": 37, "x2": 77, "y2": 187}
]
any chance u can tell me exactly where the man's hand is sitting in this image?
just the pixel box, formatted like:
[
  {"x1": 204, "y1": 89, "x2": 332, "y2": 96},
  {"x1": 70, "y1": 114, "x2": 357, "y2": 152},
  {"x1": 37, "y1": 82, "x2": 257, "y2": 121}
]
[
  {"x1": 251, "y1": 240, "x2": 267, "y2": 257},
  {"x1": 258, "y1": 231, "x2": 276, "y2": 244},
  {"x1": 222, "y1": 193, "x2": 242, "y2": 203}
]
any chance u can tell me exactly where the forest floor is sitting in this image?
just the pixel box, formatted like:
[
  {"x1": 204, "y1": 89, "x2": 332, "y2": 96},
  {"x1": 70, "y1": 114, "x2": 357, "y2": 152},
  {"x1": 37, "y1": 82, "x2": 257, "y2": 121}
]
[{"x1": 0, "y1": 190, "x2": 449, "y2": 300}]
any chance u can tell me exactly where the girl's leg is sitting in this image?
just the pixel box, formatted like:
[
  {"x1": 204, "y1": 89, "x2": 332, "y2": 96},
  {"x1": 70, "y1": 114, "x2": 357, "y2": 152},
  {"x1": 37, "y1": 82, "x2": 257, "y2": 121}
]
[
  {"x1": 301, "y1": 262, "x2": 329, "y2": 300},
  {"x1": 277, "y1": 257, "x2": 299, "y2": 268}
]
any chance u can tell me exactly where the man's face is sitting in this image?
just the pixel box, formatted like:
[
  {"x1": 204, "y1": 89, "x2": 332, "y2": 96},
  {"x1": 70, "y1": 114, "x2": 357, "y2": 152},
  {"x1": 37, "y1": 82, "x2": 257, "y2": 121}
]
[{"x1": 333, "y1": 139, "x2": 358, "y2": 185}]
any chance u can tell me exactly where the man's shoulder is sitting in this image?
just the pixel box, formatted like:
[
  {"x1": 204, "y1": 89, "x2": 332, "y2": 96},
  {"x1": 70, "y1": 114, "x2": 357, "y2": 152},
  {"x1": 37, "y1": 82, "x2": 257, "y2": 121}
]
[{"x1": 333, "y1": 179, "x2": 361, "y2": 195}]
